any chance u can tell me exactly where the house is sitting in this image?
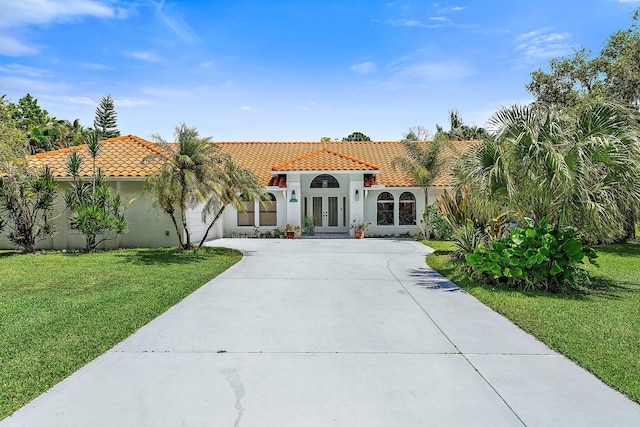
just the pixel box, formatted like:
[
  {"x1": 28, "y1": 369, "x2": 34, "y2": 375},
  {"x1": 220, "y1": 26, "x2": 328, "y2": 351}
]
[{"x1": 0, "y1": 135, "x2": 477, "y2": 250}]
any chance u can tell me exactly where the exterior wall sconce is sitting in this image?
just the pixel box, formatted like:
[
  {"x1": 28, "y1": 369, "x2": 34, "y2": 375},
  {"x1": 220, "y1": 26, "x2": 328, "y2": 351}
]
[
  {"x1": 354, "y1": 189, "x2": 359, "y2": 201},
  {"x1": 290, "y1": 190, "x2": 298, "y2": 202}
]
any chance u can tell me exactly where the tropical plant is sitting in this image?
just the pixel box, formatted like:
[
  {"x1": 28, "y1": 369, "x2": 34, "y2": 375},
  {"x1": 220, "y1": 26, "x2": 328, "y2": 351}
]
[
  {"x1": 0, "y1": 164, "x2": 56, "y2": 252},
  {"x1": 466, "y1": 217, "x2": 598, "y2": 293},
  {"x1": 0, "y1": 95, "x2": 29, "y2": 163},
  {"x1": 65, "y1": 132, "x2": 127, "y2": 251},
  {"x1": 422, "y1": 204, "x2": 453, "y2": 240},
  {"x1": 93, "y1": 95, "x2": 120, "y2": 139},
  {"x1": 302, "y1": 215, "x2": 315, "y2": 235},
  {"x1": 392, "y1": 133, "x2": 448, "y2": 236},
  {"x1": 454, "y1": 102, "x2": 640, "y2": 244},
  {"x1": 451, "y1": 221, "x2": 485, "y2": 261},
  {"x1": 197, "y1": 159, "x2": 264, "y2": 248},
  {"x1": 145, "y1": 123, "x2": 237, "y2": 250}
]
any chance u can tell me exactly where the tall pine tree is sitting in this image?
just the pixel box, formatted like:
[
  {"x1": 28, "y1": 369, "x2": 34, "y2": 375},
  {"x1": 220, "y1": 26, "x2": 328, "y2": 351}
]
[{"x1": 93, "y1": 95, "x2": 120, "y2": 139}]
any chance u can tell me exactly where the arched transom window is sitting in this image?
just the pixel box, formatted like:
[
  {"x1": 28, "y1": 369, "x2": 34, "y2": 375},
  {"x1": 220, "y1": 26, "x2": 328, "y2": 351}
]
[
  {"x1": 399, "y1": 192, "x2": 416, "y2": 225},
  {"x1": 310, "y1": 174, "x2": 339, "y2": 189},
  {"x1": 377, "y1": 192, "x2": 394, "y2": 225}
]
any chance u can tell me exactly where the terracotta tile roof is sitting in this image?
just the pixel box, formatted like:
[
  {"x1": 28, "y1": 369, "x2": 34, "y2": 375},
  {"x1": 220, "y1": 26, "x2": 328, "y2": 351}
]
[
  {"x1": 26, "y1": 136, "x2": 480, "y2": 187},
  {"x1": 27, "y1": 135, "x2": 166, "y2": 178},
  {"x1": 271, "y1": 148, "x2": 379, "y2": 172},
  {"x1": 216, "y1": 140, "x2": 479, "y2": 187}
]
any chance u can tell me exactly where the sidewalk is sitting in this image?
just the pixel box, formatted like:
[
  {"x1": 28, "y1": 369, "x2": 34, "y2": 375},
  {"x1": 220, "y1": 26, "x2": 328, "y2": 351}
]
[{"x1": 2, "y1": 239, "x2": 639, "y2": 426}]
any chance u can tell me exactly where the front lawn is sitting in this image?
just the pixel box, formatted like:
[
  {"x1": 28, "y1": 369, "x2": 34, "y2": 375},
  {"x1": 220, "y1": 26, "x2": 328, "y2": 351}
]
[
  {"x1": 423, "y1": 240, "x2": 640, "y2": 404},
  {"x1": 0, "y1": 247, "x2": 241, "y2": 420}
]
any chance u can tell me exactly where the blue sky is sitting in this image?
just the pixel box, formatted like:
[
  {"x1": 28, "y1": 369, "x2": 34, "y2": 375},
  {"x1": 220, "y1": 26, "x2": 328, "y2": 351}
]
[{"x1": 0, "y1": 0, "x2": 639, "y2": 141}]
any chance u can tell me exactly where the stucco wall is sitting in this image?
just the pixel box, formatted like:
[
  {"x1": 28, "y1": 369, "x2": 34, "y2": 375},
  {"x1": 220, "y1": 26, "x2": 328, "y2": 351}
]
[{"x1": 0, "y1": 179, "x2": 179, "y2": 251}]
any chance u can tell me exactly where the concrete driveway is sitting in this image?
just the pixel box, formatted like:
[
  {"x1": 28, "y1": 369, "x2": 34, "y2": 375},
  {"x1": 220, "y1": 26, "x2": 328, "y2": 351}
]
[{"x1": 2, "y1": 239, "x2": 639, "y2": 426}]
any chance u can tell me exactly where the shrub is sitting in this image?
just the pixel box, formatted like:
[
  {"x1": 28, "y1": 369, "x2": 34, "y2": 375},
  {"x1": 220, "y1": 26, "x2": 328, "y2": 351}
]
[
  {"x1": 422, "y1": 204, "x2": 453, "y2": 240},
  {"x1": 0, "y1": 165, "x2": 56, "y2": 252},
  {"x1": 302, "y1": 216, "x2": 315, "y2": 235},
  {"x1": 452, "y1": 222, "x2": 486, "y2": 260},
  {"x1": 466, "y1": 217, "x2": 597, "y2": 293}
]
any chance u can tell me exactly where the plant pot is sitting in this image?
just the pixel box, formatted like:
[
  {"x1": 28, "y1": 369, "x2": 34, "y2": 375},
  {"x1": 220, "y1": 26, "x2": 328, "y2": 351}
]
[
  {"x1": 286, "y1": 231, "x2": 295, "y2": 239},
  {"x1": 354, "y1": 231, "x2": 363, "y2": 239}
]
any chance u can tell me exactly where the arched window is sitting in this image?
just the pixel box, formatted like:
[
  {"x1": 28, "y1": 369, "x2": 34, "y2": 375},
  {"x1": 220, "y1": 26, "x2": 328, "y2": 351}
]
[
  {"x1": 237, "y1": 196, "x2": 255, "y2": 226},
  {"x1": 377, "y1": 192, "x2": 394, "y2": 225},
  {"x1": 399, "y1": 192, "x2": 416, "y2": 225},
  {"x1": 259, "y1": 193, "x2": 277, "y2": 226},
  {"x1": 310, "y1": 174, "x2": 340, "y2": 188}
]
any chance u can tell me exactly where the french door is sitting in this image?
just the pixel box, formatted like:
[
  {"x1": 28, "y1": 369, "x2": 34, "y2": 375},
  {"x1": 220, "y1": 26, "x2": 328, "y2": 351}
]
[{"x1": 309, "y1": 195, "x2": 346, "y2": 232}]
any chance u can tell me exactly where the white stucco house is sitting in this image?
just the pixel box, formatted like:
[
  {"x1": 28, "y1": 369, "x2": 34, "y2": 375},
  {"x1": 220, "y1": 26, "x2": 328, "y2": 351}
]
[{"x1": 0, "y1": 135, "x2": 477, "y2": 250}]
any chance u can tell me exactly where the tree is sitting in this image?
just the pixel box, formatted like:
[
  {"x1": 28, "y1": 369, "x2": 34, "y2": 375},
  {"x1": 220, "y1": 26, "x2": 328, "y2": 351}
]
[
  {"x1": 145, "y1": 123, "x2": 226, "y2": 250},
  {"x1": 402, "y1": 126, "x2": 431, "y2": 142},
  {"x1": 9, "y1": 94, "x2": 59, "y2": 154},
  {"x1": 93, "y1": 95, "x2": 120, "y2": 139},
  {"x1": 391, "y1": 130, "x2": 447, "y2": 237},
  {"x1": 65, "y1": 132, "x2": 127, "y2": 251},
  {"x1": 454, "y1": 102, "x2": 640, "y2": 244},
  {"x1": 197, "y1": 159, "x2": 264, "y2": 249},
  {"x1": 0, "y1": 164, "x2": 56, "y2": 253},
  {"x1": 320, "y1": 136, "x2": 332, "y2": 142},
  {"x1": 525, "y1": 9, "x2": 640, "y2": 239},
  {"x1": 0, "y1": 95, "x2": 29, "y2": 163},
  {"x1": 342, "y1": 131, "x2": 371, "y2": 141},
  {"x1": 527, "y1": 8, "x2": 640, "y2": 110},
  {"x1": 435, "y1": 109, "x2": 488, "y2": 141}
]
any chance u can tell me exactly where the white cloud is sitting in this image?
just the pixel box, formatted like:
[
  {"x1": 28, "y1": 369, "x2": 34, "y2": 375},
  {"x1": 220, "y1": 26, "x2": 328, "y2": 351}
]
[
  {"x1": 199, "y1": 60, "x2": 215, "y2": 69},
  {"x1": 128, "y1": 51, "x2": 164, "y2": 62},
  {"x1": 351, "y1": 61, "x2": 377, "y2": 74},
  {"x1": 429, "y1": 16, "x2": 450, "y2": 22},
  {"x1": 396, "y1": 62, "x2": 473, "y2": 81},
  {"x1": 0, "y1": 34, "x2": 40, "y2": 56},
  {"x1": 0, "y1": 63, "x2": 51, "y2": 77},
  {"x1": 618, "y1": 0, "x2": 640, "y2": 2},
  {"x1": 240, "y1": 105, "x2": 264, "y2": 112},
  {"x1": 516, "y1": 29, "x2": 571, "y2": 61},
  {"x1": 0, "y1": 0, "x2": 114, "y2": 27},
  {"x1": 68, "y1": 96, "x2": 95, "y2": 106},
  {"x1": 0, "y1": 0, "x2": 122, "y2": 56},
  {"x1": 153, "y1": 1, "x2": 200, "y2": 44},
  {"x1": 115, "y1": 98, "x2": 150, "y2": 108},
  {"x1": 77, "y1": 62, "x2": 112, "y2": 70}
]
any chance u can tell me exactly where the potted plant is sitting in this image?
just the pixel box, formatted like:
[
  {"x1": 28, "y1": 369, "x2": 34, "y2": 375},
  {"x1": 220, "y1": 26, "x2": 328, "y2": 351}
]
[
  {"x1": 350, "y1": 219, "x2": 370, "y2": 239},
  {"x1": 285, "y1": 223, "x2": 302, "y2": 239}
]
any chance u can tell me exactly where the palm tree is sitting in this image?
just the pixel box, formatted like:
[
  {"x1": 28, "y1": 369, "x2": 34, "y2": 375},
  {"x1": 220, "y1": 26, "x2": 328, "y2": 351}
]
[
  {"x1": 196, "y1": 158, "x2": 264, "y2": 249},
  {"x1": 145, "y1": 123, "x2": 227, "y2": 250},
  {"x1": 454, "y1": 102, "x2": 640, "y2": 243},
  {"x1": 391, "y1": 131, "x2": 449, "y2": 237}
]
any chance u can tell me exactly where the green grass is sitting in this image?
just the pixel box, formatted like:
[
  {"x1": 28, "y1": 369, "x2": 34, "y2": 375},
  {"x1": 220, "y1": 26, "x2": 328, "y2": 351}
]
[
  {"x1": 423, "y1": 240, "x2": 640, "y2": 404},
  {"x1": 0, "y1": 247, "x2": 241, "y2": 420}
]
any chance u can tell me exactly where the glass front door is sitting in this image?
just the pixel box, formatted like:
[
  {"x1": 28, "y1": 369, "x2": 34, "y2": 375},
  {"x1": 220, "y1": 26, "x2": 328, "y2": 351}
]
[{"x1": 310, "y1": 195, "x2": 344, "y2": 232}]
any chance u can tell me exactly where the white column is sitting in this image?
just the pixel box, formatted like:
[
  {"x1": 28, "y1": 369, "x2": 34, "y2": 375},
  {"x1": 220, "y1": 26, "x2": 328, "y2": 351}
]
[
  {"x1": 349, "y1": 176, "x2": 365, "y2": 236},
  {"x1": 286, "y1": 174, "x2": 301, "y2": 227}
]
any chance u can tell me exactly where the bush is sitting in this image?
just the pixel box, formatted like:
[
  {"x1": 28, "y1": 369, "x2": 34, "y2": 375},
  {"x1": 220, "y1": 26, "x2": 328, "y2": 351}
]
[
  {"x1": 422, "y1": 204, "x2": 453, "y2": 240},
  {"x1": 465, "y1": 217, "x2": 597, "y2": 293},
  {"x1": 452, "y1": 222, "x2": 485, "y2": 260},
  {"x1": 302, "y1": 216, "x2": 315, "y2": 235}
]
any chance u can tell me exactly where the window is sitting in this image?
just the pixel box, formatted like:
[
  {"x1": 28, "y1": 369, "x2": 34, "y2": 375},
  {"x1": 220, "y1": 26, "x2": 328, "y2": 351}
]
[
  {"x1": 310, "y1": 174, "x2": 339, "y2": 188},
  {"x1": 377, "y1": 192, "x2": 394, "y2": 225},
  {"x1": 259, "y1": 193, "x2": 277, "y2": 226},
  {"x1": 399, "y1": 192, "x2": 416, "y2": 225},
  {"x1": 237, "y1": 198, "x2": 255, "y2": 226}
]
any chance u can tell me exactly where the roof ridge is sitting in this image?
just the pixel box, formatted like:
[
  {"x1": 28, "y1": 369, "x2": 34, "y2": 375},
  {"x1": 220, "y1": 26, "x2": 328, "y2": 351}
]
[
  {"x1": 323, "y1": 148, "x2": 379, "y2": 170},
  {"x1": 271, "y1": 148, "x2": 325, "y2": 170}
]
